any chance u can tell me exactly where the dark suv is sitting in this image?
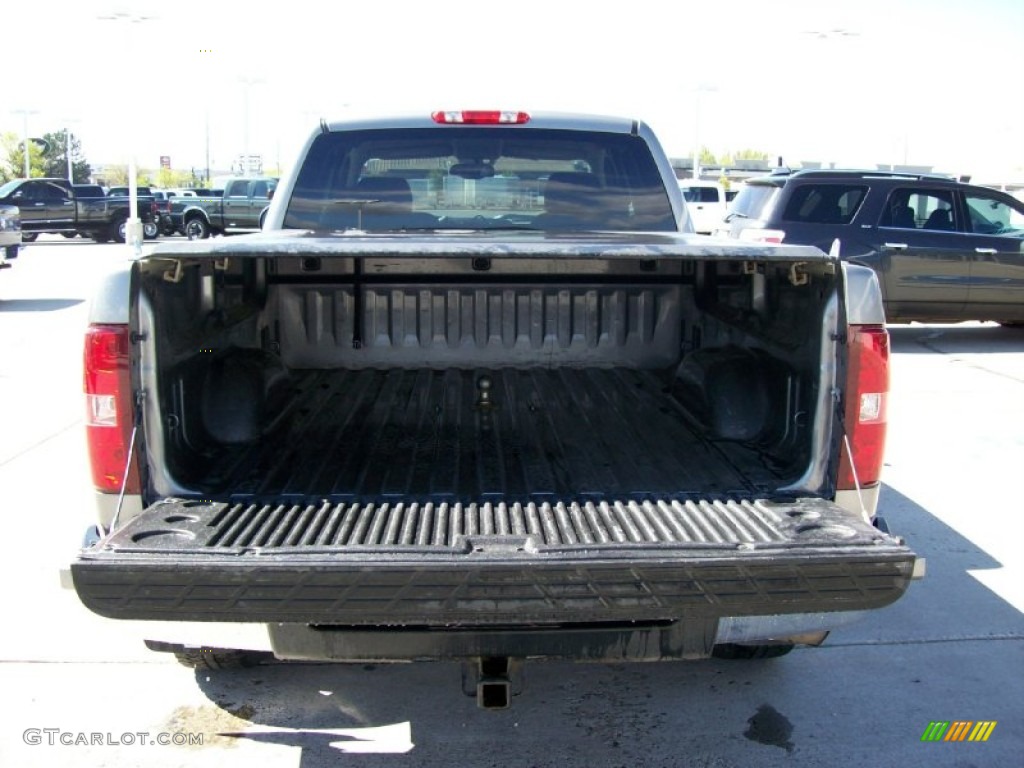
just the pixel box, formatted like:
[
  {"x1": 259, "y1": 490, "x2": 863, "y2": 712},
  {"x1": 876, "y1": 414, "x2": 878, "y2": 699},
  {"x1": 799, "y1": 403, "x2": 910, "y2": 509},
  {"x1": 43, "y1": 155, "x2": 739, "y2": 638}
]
[{"x1": 719, "y1": 170, "x2": 1024, "y2": 324}]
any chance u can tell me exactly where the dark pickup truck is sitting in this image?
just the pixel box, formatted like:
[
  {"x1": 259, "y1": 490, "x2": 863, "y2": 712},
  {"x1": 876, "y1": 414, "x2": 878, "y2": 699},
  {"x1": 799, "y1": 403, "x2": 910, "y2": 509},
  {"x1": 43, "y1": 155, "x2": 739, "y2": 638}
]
[
  {"x1": 169, "y1": 177, "x2": 276, "y2": 239},
  {"x1": 0, "y1": 178, "x2": 158, "y2": 243}
]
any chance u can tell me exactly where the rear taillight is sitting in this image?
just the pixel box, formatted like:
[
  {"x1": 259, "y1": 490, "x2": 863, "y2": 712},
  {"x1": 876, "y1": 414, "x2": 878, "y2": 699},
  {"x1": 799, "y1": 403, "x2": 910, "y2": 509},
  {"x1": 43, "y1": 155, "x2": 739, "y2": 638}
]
[
  {"x1": 837, "y1": 324, "x2": 889, "y2": 490},
  {"x1": 84, "y1": 324, "x2": 139, "y2": 494}
]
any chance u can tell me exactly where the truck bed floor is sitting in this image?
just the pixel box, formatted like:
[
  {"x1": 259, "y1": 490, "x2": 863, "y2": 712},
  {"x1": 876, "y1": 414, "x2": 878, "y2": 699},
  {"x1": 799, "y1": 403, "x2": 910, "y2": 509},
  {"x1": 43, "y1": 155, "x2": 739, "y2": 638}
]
[{"x1": 203, "y1": 367, "x2": 781, "y2": 502}]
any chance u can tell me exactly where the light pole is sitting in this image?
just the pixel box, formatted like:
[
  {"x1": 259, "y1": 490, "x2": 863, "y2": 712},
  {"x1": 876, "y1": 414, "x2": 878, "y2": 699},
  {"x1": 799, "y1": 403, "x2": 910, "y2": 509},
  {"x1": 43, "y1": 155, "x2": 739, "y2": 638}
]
[
  {"x1": 238, "y1": 76, "x2": 265, "y2": 177},
  {"x1": 97, "y1": 8, "x2": 156, "y2": 252},
  {"x1": 11, "y1": 109, "x2": 40, "y2": 178},
  {"x1": 61, "y1": 118, "x2": 82, "y2": 183},
  {"x1": 692, "y1": 85, "x2": 717, "y2": 180}
]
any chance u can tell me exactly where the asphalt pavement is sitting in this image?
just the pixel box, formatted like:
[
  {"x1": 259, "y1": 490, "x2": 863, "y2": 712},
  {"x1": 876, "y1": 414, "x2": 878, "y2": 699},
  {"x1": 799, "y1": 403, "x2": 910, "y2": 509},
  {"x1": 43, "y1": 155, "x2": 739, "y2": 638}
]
[{"x1": 0, "y1": 236, "x2": 1021, "y2": 768}]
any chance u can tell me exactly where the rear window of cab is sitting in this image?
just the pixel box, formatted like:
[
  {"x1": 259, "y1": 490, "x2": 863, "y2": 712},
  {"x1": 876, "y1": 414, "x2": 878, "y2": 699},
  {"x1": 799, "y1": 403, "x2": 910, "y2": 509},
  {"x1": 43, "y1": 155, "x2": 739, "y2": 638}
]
[{"x1": 283, "y1": 127, "x2": 677, "y2": 233}]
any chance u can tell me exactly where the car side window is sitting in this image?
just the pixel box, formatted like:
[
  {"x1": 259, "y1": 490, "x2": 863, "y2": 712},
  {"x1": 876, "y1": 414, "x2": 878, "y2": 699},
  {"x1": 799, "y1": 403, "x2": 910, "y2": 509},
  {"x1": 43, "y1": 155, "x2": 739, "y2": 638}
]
[
  {"x1": 18, "y1": 182, "x2": 49, "y2": 202},
  {"x1": 964, "y1": 192, "x2": 1024, "y2": 236},
  {"x1": 251, "y1": 181, "x2": 269, "y2": 199},
  {"x1": 781, "y1": 184, "x2": 867, "y2": 224},
  {"x1": 40, "y1": 183, "x2": 69, "y2": 202},
  {"x1": 881, "y1": 188, "x2": 957, "y2": 231}
]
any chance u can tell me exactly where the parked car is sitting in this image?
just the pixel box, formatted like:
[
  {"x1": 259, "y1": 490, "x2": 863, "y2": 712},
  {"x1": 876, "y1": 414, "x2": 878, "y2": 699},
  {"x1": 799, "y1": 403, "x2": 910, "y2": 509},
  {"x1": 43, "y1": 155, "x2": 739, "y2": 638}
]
[
  {"x1": 678, "y1": 180, "x2": 729, "y2": 234},
  {"x1": 717, "y1": 169, "x2": 1024, "y2": 324},
  {"x1": 0, "y1": 204, "x2": 19, "y2": 265},
  {"x1": 168, "y1": 177, "x2": 275, "y2": 238},
  {"x1": 105, "y1": 186, "x2": 160, "y2": 239},
  {"x1": 151, "y1": 190, "x2": 177, "y2": 235},
  {"x1": 58, "y1": 185, "x2": 108, "y2": 237}
]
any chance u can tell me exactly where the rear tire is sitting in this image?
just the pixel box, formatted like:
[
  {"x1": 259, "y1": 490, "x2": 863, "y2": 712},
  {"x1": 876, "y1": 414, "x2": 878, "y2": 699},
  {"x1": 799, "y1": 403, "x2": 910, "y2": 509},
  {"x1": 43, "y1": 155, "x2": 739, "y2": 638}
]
[
  {"x1": 185, "y1": 216, "x2": 210, "y2": 240},
  {"x1": 111, "y1": 216, "x2": 128, "y2": 244},
  {"x1": 61, "y1": 232, "x2": 77, "y2": 239},
  {"x1": 143, "y1": 220, "x2": 159, "y2": 239},
  {"x1": 21, "y1": 233, "x2": 37, "y2": 243},
  {"x1": 712, "y1": 643, "x2": 795, "y2": 660}
]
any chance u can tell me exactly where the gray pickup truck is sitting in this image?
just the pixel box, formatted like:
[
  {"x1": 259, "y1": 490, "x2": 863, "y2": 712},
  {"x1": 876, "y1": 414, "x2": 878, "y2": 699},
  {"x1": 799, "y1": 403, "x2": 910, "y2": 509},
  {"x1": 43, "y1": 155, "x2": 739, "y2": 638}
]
[
  {"x1": 70, "y1": 111, "x2": 918, "y2": 707},
  {"x1": 168, "y1": 176, "x2": 277, "y2": 239}
]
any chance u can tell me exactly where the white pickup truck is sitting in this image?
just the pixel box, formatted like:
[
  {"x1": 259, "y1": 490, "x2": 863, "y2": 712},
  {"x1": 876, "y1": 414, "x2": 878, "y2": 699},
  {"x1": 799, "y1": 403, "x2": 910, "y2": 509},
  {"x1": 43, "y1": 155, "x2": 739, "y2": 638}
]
[
  {"x1": 679, "y1": 179, "x2": 730, "y2": 234},
  {"x1": 70, "y1": 110, "x2": 918, "y2": 707}
]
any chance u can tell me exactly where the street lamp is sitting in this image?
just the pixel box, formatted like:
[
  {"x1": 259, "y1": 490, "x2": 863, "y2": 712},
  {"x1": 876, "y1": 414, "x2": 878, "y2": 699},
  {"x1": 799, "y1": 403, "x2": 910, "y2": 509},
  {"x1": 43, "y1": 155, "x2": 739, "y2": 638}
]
[
  {"x1": 11, "y1": 108, "x2": 40, "y2": 178},
  {"x1": 692, "y1": 85, "x2": 717, "y2": 180},
  {"x1": 97, "y1": 8, "x2": 157, "y2": 252},
  {"x1": 238, "y1": 76, "x2": 266, "y2": 177},
  {"x1": 60, "y1": 118, "x2": 82, "y2": 183}
]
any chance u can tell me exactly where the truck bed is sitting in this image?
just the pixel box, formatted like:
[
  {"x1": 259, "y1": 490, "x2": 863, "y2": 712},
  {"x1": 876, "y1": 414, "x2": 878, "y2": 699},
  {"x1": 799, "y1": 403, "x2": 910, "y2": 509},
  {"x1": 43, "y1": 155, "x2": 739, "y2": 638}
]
[
  {"x1": 208, "y1": 366, "x2": 780, "y2": 501},
  {"x1": 75, "y1": 365, "x2": 915, "y2": 627}
]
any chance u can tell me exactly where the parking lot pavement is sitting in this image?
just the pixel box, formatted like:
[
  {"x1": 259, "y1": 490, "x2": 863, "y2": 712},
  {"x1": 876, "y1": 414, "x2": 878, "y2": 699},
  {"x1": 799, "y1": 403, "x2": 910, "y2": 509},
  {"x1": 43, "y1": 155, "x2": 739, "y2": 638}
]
[{"x1": 0, "y1": 239, "x2": 1021, "y2": 767}]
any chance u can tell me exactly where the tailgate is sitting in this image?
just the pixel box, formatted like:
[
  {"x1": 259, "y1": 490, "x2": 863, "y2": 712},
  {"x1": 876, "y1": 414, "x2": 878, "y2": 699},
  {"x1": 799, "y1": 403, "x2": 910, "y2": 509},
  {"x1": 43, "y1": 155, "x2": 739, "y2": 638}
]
[{"x1": 73, "y1": 496, "x2": 915, "y2": 625}]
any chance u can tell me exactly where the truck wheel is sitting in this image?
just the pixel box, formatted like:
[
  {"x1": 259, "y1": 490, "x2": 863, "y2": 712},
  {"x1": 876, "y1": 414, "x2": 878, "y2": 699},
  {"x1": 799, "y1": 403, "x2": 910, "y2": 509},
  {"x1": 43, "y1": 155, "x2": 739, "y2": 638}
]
[
  {"x1": 712, "y1": 643, "x2": 795, "y2": 660},
  {"x1": 173, "y1": 648, "x2": 273, "y2": 670},
  {"x1": 111, "y1": 216, "x2": 128, "y2": 244},
  {"x1": 22, "y1": 233, "x2": 37, "y2": 243},
  {"x1": 62, "y1": 232, "x2": 78, "y2": 239},
  {"x1": 143, "y1": 220, "x2": 159, "y2": 239},
  {"x1": 185, "y1": 217, "x2": 210, "y2": 240},
  {"x1": 91, "y1": 232, "x2": 111, "y2": 243}
]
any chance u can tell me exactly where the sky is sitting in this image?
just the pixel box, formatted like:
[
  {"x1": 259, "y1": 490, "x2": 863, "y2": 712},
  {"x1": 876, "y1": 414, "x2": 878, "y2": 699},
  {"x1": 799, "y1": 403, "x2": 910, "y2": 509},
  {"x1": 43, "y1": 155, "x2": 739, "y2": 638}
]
[{"x1": 4, "y1": 0, "x2": 1023, "y2": 181}]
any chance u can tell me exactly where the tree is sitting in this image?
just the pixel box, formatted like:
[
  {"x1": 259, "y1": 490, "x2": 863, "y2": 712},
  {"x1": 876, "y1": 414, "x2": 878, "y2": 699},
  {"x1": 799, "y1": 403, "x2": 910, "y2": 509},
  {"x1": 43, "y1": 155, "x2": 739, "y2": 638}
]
[
  {"x1": 732, "y1": 149, "x2": 772, "y2": 163},
  {"x1": 40, "y1": 130, "x2": 92, "y2": 183},
  {"x1": 155, "y1": 167, "x2": 200, "y2": 189},
  {"x1": 0, "y1": 131, "x2": 46, "y2": 182},
  {"x1": 94, "y1": 165, "x2": 154, "y2": 188}
]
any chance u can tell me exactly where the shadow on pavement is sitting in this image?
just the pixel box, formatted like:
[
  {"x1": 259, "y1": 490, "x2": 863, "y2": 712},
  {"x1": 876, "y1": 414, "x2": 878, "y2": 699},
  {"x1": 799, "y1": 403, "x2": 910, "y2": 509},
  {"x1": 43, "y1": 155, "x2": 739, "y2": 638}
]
[
  {"x1": 888, "y1": 322, "x2": 1024, "y2": 354},
  {"x1": 164, "y1": 483, "x2": 1022, "y2": 767},
  {"x1": 0, "y1": 298, "x2": 84, "y2": 312}
]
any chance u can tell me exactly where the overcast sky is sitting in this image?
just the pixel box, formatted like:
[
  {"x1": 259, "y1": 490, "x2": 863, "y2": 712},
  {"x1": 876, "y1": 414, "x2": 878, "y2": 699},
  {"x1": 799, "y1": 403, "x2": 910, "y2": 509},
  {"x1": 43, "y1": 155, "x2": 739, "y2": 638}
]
[{"x1": 4, "y1": 0, "x2": 1023, "y2": 179}]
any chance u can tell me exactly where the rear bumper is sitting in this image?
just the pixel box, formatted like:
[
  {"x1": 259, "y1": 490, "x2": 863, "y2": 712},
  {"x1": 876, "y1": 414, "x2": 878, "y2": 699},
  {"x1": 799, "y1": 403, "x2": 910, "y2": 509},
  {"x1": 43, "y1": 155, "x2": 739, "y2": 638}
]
[{"x1": 72, "y1": 496, "x2": 916, "y2": 626}]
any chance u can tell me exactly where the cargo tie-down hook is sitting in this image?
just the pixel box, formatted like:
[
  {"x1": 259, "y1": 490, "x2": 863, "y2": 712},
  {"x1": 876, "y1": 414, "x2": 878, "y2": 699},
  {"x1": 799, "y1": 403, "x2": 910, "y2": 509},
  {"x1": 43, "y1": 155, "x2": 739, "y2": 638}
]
[{"x1": 475, "y1": 374, "x2": 495, "y2": 410}]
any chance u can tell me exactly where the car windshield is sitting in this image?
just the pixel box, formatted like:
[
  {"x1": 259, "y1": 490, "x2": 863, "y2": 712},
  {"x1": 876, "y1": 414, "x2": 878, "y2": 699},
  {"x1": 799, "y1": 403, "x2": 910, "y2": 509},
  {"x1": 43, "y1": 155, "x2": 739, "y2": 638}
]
[
  {"x1": 680, "y1": 186, "x2": 720, "y2": 203},
  {"x1": 965, "y1": 194, "x2": 1024, "y2": 236},
  {"x1": 0, "y1": 181, "x2": 20, "y2": 198},
  {"x1": 284, "y1": 127, "x2": 676, "y2": 232}
]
